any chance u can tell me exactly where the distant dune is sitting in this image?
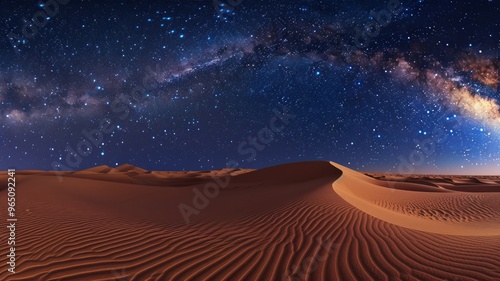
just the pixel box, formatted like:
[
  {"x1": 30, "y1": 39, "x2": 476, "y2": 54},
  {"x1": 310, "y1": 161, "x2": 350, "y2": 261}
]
[{"x1": 1, "y1": 161, "x2": 499, "y2": 280}]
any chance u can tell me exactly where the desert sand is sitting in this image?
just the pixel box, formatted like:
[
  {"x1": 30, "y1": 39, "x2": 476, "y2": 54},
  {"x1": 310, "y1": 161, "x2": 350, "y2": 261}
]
[{"x1": 1, "y1": 161, "x2": 499, "y2": 280}]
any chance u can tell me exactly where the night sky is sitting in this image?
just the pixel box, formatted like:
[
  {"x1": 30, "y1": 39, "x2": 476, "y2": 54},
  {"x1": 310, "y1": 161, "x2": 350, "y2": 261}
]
[{"x1": 1, "y1": 0, "x2": 500, "y2": 174}]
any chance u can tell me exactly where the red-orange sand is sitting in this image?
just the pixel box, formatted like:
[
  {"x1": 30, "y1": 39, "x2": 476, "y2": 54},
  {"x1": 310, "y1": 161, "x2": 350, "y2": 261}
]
[{"x1": 1, "y1": 161, "x2": 499, "y2": 280}]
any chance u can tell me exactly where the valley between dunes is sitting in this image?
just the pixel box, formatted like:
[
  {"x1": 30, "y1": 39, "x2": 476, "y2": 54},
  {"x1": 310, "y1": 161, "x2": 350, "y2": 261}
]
[{"x1": 1, "y1": 161, "x2": 499, "y2": 280}]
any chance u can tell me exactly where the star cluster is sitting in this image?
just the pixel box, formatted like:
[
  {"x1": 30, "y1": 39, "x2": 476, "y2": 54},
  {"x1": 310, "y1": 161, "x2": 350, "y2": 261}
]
[{"x1": 1, "y1": 0, "x2": 500, "y2": 174}]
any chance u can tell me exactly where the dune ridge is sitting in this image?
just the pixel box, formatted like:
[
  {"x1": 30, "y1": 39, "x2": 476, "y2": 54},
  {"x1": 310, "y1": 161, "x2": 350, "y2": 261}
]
[{"x1": 1, "y1": 161, "x2": 499, "y2": 280}]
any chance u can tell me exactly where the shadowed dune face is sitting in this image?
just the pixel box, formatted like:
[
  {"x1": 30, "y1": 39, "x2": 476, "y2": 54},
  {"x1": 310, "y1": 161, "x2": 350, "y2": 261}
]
[
  {"x1": 231, "y1": 161, "x2": 343, "y2": 184},
  {"x1": 1, "y1": 161, "x2": 499, "y2": 280}
]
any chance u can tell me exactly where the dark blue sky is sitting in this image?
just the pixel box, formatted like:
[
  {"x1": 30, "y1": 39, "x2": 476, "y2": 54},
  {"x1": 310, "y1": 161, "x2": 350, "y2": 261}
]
[{"x1": 1, "y1": 0, "x2": 499, "y2": 174}]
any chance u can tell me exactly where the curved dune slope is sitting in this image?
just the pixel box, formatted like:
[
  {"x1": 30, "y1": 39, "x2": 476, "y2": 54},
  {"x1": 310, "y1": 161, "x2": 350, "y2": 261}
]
[
  {"x1": 0, "y1": 161, "x2": 499, "y2": 281},
  {"x1": 331, "y1": 162, "x2": 500, "y2": 236}
]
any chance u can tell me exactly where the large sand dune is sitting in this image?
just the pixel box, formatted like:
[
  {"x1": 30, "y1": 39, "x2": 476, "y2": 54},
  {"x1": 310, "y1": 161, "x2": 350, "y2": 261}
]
[{"x1": 1, "y1": 161, "x2": 499, "y2": 280}]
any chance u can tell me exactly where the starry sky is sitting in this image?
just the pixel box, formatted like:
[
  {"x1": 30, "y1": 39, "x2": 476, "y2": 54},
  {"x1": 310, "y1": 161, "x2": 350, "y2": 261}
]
[{"x1": 1, "y1": 0, "x2": 500, "y2": 174}]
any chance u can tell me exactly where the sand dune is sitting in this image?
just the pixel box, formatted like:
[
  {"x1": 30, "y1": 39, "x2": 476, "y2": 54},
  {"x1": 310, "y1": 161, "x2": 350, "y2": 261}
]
[
  {"x1": 1, "y1": 161, "x2": 499, "y2": 280},
  {"x1": 333, "y1": 162, "x2": 500, "y2": 236},
  {"x1": 114, "y1": 164, "x2": 148, "y2": 174},
  {"x1": 80, "y1": 165, "x2": 119, "y2": 174}
]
